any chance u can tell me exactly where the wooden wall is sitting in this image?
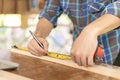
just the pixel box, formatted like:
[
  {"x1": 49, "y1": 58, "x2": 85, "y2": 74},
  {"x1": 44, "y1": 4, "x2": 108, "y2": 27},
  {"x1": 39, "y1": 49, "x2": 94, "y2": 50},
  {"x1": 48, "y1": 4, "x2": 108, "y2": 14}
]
[
  {"x1": 16, "y1": 0, "x2": 30, "y2": 13},
  {"x1": 3, "y1": 0, "x2": 16, "y2": 13},
  {"x1": 0, "y1": 0, "x2": 3, "y2": 13},
  {"x1": 0, "y1": 0, "x2": 45, "y2": 14}
]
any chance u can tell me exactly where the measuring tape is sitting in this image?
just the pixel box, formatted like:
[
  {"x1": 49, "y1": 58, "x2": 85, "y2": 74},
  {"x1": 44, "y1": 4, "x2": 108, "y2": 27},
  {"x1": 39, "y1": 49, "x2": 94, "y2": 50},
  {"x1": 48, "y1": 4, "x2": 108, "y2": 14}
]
[
  {"x1": 48, "y1": 52, "x2": 71, "y2": 59},
  {"x1": 12, "y1": 45, "x2": 72, "y2": 59},
  {"x1": 12, "y1": 45, "x2": 104, "y2": 62}
]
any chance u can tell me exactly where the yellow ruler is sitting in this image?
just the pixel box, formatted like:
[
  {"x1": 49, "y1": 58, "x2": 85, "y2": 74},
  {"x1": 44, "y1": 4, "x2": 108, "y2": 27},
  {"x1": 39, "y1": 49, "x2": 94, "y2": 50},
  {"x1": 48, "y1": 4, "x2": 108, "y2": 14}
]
[
  {"x1": 12, "y1": 45, "x2": 72, "y2": 60},
  {"x1": 48, "y1": 52, "x2": 71, "y2": 59}
]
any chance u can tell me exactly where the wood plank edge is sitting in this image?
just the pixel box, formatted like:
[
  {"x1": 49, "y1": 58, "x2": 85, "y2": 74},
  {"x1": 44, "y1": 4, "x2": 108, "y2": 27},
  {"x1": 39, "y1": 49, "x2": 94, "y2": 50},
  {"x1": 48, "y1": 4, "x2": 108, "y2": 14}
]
[
  {"x1": 11, "y1": 48, "x2": 120, "y2": 79},
  {"x1": 0, "y1": 70, "x2": 32, "y2": 80}
]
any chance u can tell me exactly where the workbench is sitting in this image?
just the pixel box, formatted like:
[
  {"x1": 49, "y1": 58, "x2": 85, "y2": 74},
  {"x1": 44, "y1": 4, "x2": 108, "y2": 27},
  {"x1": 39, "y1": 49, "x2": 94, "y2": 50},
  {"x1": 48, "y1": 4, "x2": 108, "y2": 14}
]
[{"x1": 3, "y1": 49, "x2": 120, "y2": 80}]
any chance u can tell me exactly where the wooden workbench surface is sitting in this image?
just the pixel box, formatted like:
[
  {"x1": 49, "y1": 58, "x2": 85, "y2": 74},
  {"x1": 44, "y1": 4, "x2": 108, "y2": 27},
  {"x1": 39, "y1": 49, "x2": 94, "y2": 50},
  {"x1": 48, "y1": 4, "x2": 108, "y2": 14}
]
[{"x1": 8, "y1": 49, "x2": 120, "y2": 80}]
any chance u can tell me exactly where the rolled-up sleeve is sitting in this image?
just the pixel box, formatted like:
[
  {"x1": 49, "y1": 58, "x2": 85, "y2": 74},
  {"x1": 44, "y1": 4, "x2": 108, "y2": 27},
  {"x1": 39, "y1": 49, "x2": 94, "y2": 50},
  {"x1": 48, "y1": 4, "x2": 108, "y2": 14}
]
[
  {"x1": 101, "y1": 0, "x2": 120, "y2": 18},
  {"x1": 39, "y1": 0, "x2": 63, "y2": 27}
]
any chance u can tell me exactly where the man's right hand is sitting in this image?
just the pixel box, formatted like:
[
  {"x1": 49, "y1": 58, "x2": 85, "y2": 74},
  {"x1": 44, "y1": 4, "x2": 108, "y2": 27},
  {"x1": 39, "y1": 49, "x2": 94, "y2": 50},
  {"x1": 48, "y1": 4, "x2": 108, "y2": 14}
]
[{"x1": 27, "y1": 37, "x2": 49, "y2": 56}]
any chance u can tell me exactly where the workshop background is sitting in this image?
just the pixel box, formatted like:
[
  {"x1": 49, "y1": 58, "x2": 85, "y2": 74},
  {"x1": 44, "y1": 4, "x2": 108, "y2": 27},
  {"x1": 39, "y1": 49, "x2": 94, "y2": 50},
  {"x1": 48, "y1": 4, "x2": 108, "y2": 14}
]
[{"x1": 0, "y1": 0, "x2": 73, "y2": 55}]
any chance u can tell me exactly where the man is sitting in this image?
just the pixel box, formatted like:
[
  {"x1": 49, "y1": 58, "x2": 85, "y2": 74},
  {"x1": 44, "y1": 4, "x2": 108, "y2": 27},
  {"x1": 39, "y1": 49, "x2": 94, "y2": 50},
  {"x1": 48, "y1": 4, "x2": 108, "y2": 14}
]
[{"x1": 27, "y1": 0, "x2": 120, "y2": 66}]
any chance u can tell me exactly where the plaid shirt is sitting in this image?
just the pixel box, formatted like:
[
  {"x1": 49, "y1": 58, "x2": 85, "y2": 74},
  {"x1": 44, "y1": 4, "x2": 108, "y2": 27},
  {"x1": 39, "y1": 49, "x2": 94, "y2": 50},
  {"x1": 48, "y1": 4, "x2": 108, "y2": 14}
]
[{"x1": 39, "y1": 0, "x2": 120, "y2": 64}]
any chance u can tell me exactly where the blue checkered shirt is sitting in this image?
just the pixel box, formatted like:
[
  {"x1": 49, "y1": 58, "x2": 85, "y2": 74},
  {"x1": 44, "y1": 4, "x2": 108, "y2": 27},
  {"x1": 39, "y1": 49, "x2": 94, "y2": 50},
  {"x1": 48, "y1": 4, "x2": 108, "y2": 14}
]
[{"x1": 39, "y1": 0, "x2": 120, "y2": 64}]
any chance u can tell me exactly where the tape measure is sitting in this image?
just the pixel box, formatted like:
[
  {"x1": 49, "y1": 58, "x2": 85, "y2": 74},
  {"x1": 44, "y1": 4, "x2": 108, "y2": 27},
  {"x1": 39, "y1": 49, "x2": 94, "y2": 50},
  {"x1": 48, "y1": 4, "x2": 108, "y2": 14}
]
[
  {"x1": 12, "y1": 45, "x2": 104, "y2": 62},
  {"x1": 12, "y1": 45, "x2": 72, "y2": 59},
  {"x1": 48, "y1": 52, "x2": 71, "y2": 59},
  {"x1": 12, "y1": 45, "x2": 28, "y2": 51}
]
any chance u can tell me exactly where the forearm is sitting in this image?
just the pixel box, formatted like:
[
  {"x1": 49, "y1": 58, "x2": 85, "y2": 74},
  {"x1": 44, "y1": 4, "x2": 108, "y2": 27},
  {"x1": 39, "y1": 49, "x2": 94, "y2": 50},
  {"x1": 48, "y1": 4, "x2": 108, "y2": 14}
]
[
  {"x1": 84, "y1": 14, "x2": 120, "y2": 36},
  {"x1": 35, "y1": 18, "x2": 54, "y2": 38}
]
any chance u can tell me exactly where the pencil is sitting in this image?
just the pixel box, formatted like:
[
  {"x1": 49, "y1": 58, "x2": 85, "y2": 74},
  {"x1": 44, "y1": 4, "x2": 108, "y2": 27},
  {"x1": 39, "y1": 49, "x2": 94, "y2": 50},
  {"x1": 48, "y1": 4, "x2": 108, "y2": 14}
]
[{"x1": 29, "y1": 30, "x2": 44, "y2": 49}]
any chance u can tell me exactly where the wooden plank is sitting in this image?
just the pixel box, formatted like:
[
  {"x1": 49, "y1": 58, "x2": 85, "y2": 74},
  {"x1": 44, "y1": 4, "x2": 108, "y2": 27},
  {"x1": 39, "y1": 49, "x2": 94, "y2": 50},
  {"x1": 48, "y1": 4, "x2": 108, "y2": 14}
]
[
  {"x1": 0, "y1": 70, "x2": 32, "y2": 80},
  {"x1": 10, "y1": 52, "x2": 117, "y2": 80},
  {"x1": 3, "y1": 0, "x2": 16, "y2": 13},
  {"x1": 11, "y1": 48, "x2": 120, "y2": 79},
  {"x1": 0, "y1": 0, "x2": 3, "y2": 13}
]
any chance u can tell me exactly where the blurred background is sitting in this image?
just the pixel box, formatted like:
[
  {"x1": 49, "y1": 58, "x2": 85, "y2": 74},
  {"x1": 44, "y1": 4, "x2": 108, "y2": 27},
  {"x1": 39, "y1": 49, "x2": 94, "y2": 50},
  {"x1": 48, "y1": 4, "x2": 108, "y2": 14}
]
[{"x1": 0, "y1": 0, "x2": 73, "y2": 54}]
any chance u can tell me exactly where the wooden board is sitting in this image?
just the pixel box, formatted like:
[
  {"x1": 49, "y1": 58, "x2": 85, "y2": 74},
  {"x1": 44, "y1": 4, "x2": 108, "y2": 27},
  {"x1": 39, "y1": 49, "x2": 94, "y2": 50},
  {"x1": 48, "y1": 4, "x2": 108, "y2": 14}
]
[
  {"x1": 11, "y1": 48, "x2": 120, "y2": 80},
  {"x1": 0, "y1": 70, "x2": 32, "y2": 80}
]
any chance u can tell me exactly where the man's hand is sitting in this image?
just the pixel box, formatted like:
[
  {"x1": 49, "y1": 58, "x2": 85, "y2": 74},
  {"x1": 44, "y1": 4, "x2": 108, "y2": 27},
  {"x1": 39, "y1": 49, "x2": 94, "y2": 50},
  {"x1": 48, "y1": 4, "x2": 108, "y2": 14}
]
[
  {"x1": 71, "y1": 14, "x2": 120, "y2": 67},
  {"x1": 27, "y1": 37, "x2": 49, "y2": 56},
  {"x1": 27, "y1": 18, "x2": 53, "y2": 56},
  {"x1": 71, "y1": 28, "x2": 98, "y2": 66}
]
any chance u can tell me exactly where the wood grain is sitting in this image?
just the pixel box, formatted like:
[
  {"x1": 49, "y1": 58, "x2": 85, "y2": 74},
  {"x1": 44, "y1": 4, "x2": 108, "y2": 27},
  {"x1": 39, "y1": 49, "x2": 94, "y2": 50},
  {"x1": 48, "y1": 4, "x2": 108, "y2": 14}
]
[
  {"x1": 0, "y1": 70, "x2": 32, "y2": 80},
  {"x1": 10, "y1": 48, "x2": 120, "y2": 80},
  {"x1": 3, "y1": 0, "x2": 16, "y2": 13},
  {"x1": 0, "y1": 0, "x2": 3, "y2": 13},
  {"x1": 16, "y1": 0, "x2": 29, "y2": 13}
]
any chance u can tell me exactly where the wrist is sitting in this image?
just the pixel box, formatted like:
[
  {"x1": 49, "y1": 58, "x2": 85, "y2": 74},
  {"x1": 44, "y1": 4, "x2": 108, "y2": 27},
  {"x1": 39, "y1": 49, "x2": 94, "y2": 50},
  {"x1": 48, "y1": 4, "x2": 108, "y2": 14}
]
[{"x1": 82, "y1": 26, "x2": 99, "y2": 38}]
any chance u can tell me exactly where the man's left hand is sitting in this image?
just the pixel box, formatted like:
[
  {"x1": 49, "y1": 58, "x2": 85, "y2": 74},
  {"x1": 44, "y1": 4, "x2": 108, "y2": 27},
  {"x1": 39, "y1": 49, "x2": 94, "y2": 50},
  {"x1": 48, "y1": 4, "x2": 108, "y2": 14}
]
[{"x1": 71, "y1": 27, "x2": 98, "y2": 66}]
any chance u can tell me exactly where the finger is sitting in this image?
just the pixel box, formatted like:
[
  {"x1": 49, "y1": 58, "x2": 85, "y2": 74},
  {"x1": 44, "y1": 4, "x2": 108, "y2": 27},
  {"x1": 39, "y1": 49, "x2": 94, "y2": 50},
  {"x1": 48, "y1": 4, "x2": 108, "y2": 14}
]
[
  {"x1": 87, "y1": 55, "x2": 94, "y2": 66},
  {"x1": 28, "y1": 46, "x2": 42, "y2": 56},
  {"x1": 37, "y1": 38, "x2": 47, "y2": 48},
  {"x1": 42, "y1": 39, "x2": 49, "y2": 51},
  {"x1": 30, "y1": 48, "x2": 45, "y2": 56},
  {"x1": 71, "y1": 51, "x2": 78, "y2": 63},
  {"x1": 75, "y1": 57, "x2": 82, "y2": 66},
  {"x1": 28, "y1": 43, "x2": 45, "y2": 56},
  {"x1": 29, "y1": 50, "x2": 39, "y2": 56},
  {"x1": 72, "y1": 56, "x2": 77, "y2": 63},
  {"x1": 81, "y1": 55, "x2": 87, "y2": 66},
  {"x1": 27, "y1": 39, "x2": 47, "y2": 56},
  {"x1": 31, "y1": 39, "x2": 47, "y2": 54},
  {"x1": 36, "y1": 46, "x2": 47, "y2": 55}
]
